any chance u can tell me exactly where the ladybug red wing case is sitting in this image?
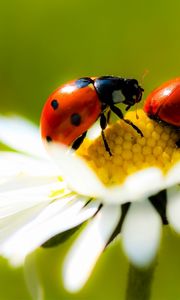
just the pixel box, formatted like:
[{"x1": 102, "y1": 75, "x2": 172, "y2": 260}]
[
  {"x1": 41, "y1": 80, "x2": 101, "y2": 146},
  {"x1": 144, "y1": 78, "x2": 180, "y2": 127}
]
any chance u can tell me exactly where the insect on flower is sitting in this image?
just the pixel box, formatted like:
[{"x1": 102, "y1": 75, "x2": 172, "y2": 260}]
[
  {"x1": 41, "y1": 76, "x2": 144, "y2": 156},
  {"x1": 144, "y1": 77, "x2": 180, "y2": 147}
]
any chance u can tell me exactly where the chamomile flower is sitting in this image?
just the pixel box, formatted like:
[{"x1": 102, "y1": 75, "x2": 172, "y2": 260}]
[{"x1": 0, "y1": 111, "x2": 179, "y2": 293}]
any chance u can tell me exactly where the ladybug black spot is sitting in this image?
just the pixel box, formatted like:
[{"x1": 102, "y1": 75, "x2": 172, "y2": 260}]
[
  {"x1": 51, "y1": 99, "x2": 59, "y2": 110},
  {"x1": 71, "y1": 113, "x2": 81, "y2": 126},
  {"x1": 46, "y1": 136, "x2": 52, "y2": 142}
]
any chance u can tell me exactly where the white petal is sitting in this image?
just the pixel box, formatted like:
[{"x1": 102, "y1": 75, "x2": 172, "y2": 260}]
[
  {"x1": 0, "y1": 203, "x2": 46, "y2": 244},
  {"x1": 167, "y1": 186, "x2": 180, "y2": 233},
  {"x1": 121, "y1": 200, "x2": 162, "y2": 267},
  {"x1": 0, "y1": 181, "x2": 65, "y2": 218},
  {"x1": 102, "y1": 167, "x2": 165, "y2": 204},
  {"x1": 63, "y1": 205, "x2": 121, "y2": 292},
  {"x1": 0, "y1": 176, "x2": 61, "y2": 194},
  {"x1": 166, "y1": 162, "x2": 180, "y2": 187},
  {"x1": 86, "y1": 122, "x2": 101, "y2": 140},
  {"x1": 46, "y1": 143, "x2": 106, "y2": 197},
  {"x1": 0, "y1": 152, "x2": 60, "y2": 178},
  {"x1": 1, "y1": 197, "x2": 98, "y2": 265},
  {"x1": 0, "y1": 194, "x2": 74, "y2": 240},
  {"x1": 0, "y1": 116, "x2": 47, "y2": 158}
]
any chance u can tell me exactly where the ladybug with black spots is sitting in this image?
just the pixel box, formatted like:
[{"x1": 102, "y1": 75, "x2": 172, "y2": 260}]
[
  {"x1": 41, "y1": 76, "x2": 144, "y2": 155},
  {"x1": 144, "y1": 77, "x2": 180, "y2": 147}
]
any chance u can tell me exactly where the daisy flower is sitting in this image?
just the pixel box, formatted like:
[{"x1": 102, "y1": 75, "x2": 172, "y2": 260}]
[{"x1": 0, "y1": 110, "x2": 179, "y2": 293}]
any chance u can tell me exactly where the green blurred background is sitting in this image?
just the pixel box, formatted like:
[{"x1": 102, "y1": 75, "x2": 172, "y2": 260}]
[{"x1": 0, "y1": 0, "x2": 180, "y2": 299}]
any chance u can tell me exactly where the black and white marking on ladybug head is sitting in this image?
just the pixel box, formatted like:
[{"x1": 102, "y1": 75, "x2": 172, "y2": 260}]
[{"x1": 112, "y1": 90, "x2": 126, "y2": 103}]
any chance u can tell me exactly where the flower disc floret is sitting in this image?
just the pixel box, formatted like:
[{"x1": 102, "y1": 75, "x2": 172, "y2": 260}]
[{"x1": 77, "y1": 110, "x2": 180, "y2": 185}]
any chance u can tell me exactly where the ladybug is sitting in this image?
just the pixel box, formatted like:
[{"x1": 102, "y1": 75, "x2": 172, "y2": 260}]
[
  {"x1": 144, "y1": 77, "x2": 180, "y2": 147},
  {"x1": 41, "y1": 76, "x2": 144, "y2": 156}
]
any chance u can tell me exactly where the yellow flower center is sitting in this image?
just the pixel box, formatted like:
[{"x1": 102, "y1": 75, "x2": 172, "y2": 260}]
[{"x1": 77, "y1": 110, "x2": 180, "y2": 186}]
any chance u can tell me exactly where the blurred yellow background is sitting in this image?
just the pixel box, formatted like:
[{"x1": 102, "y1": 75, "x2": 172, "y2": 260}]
[{"x1": 0, "y1": 0, "x2": 180, "y2": 299}]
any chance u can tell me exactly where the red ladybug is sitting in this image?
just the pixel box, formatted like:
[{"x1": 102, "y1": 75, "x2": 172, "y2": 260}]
[
  {"x1": 144, "y1": 77, "x2": 180, "y2": 146},
  {"x1": 41, "y1": 76, "x2": 144, "y2": 155}
]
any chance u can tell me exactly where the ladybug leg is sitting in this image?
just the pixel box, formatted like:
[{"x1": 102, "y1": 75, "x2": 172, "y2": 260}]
[
  {"x1": 125, "y1": 104, "x2": 131, "y2": 111},
  {"x1": 110, "y1": 105, "x2": 143, "y2": 137},
  {"x1": 110, "y1": 104, "x2": 123, "y2": 119},
  {"x1": 123, "y1": 119, "x2": 143, "y2": 137},
  {"x1": 101, "y1": 131, "x2": 112, "y2": 156},
  {"x1": 100, "y1": 114, "x2": 112, "y2": 156},
  {"x1": 176, "y1": 139, "x2": 180, "y2": 148},
  {"x1": 72, "y1": 131, "x2": 87, "y2": 150}
]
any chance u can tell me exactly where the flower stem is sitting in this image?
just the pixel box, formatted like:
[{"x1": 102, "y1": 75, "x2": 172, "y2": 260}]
[{"x1": 125, "y1": 263, "x2": 156, "y2": 300}]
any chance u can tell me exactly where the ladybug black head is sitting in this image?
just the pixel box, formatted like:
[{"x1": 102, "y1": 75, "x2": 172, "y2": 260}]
[
  {"x1": 94, "y1": 76, "x2": 144, "y2": 110},
  {"x1": 122, "y1": 79, "x2": 144, "y2": 108}
]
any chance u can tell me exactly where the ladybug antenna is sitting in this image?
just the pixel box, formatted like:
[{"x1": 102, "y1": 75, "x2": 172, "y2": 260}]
[{"x1": 141, "y1": 69, "x2": 149, "y2": 84}]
